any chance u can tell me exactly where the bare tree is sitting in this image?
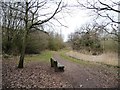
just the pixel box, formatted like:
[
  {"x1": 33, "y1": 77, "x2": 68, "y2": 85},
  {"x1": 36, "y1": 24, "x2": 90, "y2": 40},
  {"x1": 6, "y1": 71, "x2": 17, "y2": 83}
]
[
  {"x1": 77, "y1": 0, "x2": 120, "y2": 24},
  {"x1": 1, "y1": 0, "x2": 67, "y2": 68},
  {"x1": 77, "y1": 0, "x2": 120, "y2": 43}
]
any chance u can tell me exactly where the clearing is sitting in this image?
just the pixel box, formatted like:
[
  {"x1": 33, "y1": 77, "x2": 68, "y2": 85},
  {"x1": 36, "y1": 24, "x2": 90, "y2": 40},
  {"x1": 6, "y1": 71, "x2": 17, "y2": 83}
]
[{"x1": 2, "y1": 51, "x2": 118, "y2": 88}]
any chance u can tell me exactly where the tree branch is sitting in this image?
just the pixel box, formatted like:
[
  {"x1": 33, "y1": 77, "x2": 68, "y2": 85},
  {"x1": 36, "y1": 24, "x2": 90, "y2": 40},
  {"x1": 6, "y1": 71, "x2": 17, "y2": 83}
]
[
  {"x1": 98, "y1": 0, "x2": 120, "y2": 13},
  {"x1": 29, "y1": 0, "x2": 62, "y2": 29}
]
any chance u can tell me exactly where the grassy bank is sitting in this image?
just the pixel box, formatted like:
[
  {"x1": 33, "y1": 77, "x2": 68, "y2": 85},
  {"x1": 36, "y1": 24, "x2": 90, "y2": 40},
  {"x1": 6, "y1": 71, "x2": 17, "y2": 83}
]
[
  {"x1": 59, "y1": 50, "x2": 119, "y2": 68},
  {"x1": 59, "y1": 50, "x2": 93, "y2": 66},
  {"x1": 25, "y1": 50, "x2": 53, "y2": 63}
]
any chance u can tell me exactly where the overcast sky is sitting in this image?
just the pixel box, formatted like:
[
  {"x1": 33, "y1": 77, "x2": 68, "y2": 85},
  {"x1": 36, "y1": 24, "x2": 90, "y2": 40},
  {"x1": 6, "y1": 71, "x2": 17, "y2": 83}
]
[
  {"x1": 45, "y1": 0, "x2": 92, "y2": 41},
  {"x1": 50, "y1": 0, "x2": 118, "y2": 41},
  {"x1": 50, "y1": 0, "x2": 95, "y2": 41},
  {"x1": 2, "y1": 0, "x2": 118, "y2": 41},
  {"x1": 60, "y1": 9, "x2": 93, "y2": 41}
]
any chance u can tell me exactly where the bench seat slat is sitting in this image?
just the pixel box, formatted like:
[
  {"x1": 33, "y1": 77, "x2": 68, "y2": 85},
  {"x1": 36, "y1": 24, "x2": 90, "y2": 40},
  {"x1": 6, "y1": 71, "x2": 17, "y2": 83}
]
[
  {"x1": 58, "y1": 63, "x2": 64, "y2": 65},
  {"x1": 50, "y1": 57, "x2": 64, "y2": 72},
  {"x1": 58, "y1": 64, "x2": 64, "y2": 67}
]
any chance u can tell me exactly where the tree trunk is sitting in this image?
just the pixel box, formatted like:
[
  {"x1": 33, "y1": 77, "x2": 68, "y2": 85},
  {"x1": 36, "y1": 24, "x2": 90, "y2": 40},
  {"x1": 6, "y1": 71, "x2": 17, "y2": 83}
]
[
  {"x1": 18, "y1": 54, "x2": 24, "y2": 68},
  {"x1": 17, "y1": 33, "x2": 27, "y2": 68},
  {"x1": 18, "y1": 1, "x2": 28, "y2": 68}
]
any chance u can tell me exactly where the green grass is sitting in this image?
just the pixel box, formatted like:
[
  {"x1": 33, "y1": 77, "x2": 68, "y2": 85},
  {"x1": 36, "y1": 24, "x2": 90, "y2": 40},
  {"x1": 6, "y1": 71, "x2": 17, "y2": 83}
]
[{"x1": 25, "y1": 50, "x2": 53, "y2": 63}]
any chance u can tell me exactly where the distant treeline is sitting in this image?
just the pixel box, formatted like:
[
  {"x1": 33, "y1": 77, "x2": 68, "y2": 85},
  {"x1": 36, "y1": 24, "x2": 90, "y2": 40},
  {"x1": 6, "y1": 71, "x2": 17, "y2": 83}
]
[
  {"x1": 2, "y1": 27, "x2": 65, "y2": 55},
  {"x1": 67, "y1": 23, "x2": 118, "y2": 55}
]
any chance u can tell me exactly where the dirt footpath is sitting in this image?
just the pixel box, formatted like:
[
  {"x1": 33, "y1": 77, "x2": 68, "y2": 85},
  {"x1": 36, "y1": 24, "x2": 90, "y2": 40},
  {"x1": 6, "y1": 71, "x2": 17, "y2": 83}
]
[{"x1": 53, "y1": 52, "x2": 118, "y2": 88}]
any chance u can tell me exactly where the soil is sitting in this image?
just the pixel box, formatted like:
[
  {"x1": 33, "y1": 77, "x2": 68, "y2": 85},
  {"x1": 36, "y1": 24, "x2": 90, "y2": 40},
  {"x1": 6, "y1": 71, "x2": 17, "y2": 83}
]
[{"x1": 2, "y1": 52, "x2": 119, "y2": 89}]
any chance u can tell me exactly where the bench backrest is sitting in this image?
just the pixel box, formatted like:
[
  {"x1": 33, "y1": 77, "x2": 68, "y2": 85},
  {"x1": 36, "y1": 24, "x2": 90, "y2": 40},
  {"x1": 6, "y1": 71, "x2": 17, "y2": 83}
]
[
  {"x1": 54, "y1": 60, "x2": 58, "y2": 67},
  {"x1": 50, "y1": 57, "x2": 58, "y2": 67}
]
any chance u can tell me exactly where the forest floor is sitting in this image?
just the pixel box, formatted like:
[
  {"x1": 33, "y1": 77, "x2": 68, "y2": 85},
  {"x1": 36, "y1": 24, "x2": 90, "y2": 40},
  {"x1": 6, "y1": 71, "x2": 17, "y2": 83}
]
[{"x1": 2, "y1": 51, "x2": 119, "y2": 89}]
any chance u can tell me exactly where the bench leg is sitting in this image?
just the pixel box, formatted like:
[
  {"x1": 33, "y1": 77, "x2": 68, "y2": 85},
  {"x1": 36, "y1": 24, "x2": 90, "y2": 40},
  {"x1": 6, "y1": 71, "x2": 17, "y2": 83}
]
[
  {"x1": 55, "y1": 67, "x2": 64, "y2": 72},
  {"x1": 50, "y1": 58, "x2": 54, "y2": 67},
  {"x1": 59, "y1": 67, "x2": 64, "y2": 72}
]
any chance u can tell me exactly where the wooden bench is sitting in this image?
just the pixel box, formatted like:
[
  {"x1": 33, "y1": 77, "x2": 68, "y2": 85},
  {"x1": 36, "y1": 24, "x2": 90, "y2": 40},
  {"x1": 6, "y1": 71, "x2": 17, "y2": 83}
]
[{"x1": 50, "y1": 57, "x2": 64, "y2": 72}]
